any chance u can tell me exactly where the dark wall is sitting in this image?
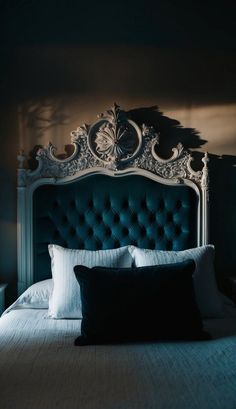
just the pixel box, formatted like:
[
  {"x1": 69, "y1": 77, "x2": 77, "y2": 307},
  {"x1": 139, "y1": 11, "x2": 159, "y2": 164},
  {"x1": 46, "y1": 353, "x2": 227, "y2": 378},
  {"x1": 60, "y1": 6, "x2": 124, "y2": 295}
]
[{"x1": 0, "y1": 2, "x2": 236, "y2": 304}]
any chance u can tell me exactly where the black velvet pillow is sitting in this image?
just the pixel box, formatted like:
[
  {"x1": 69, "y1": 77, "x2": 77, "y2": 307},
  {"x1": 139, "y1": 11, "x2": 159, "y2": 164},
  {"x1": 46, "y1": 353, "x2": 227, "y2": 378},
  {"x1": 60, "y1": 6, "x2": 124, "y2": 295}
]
[{"x1": 74, "y1": 260, "x2": 209, "y2": 346}]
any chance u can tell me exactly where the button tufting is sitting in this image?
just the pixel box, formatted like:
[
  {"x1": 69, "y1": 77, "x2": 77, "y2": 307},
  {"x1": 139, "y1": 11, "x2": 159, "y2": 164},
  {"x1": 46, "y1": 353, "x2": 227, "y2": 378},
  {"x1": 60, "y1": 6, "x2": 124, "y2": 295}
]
[
  {"x1": 122, "y1": 200, "x2": 129, "y2": 209},
  {"x1": 159, "y1": 199, "x2": 165, "y2": 210},
  {"x1": 141, "y1": 200, "x2": 147, "y2": 210},
  {"x1": 52, "y1": 201, "x2": 59, "y2": 209},
  {"x1": 87, "y1": 227, "x2": 93, "y2": 237},
  {"x1": 149, "y1": 213, "x2": 155, "y2": 223},
  {"x1": 114, "y1": 214, "x2": 120, "y2": 223},
  {"x1": 131, "y1": 214, "x2": 138, "y2": 223},
  {"x1": 176, "y1": 200, "x2": 182, "y2": 210},
  {"x1": 140, "y1": 226, "x2": 146, "y2": 236},
  {"x1": 70, "y1": 227, "x2": 76, "y2": 236},
  {"x1": 166, "y1": 240, "x2": 173, "y2": 250},
  {"x1": 96, "y1": 242, "x2": 102, "y2": 250},
  {"x1": 122, "y1": 227, "x2": 129, "y2": 236},
  {"x1": 167, "y1": 212, "x2": 173, "y2": 222},
  {"x1": 96, "y1": 214, "x2": 103, "y2": 223},
  {"x1": 149, "y1": 239, "x2": 155, "y2": 248},
  {"x1": 88, "y1": 199, "x2": 93, "y2": 209},
  {"x1": 33, "y1": 174, "x2": 198, "y2": 283},
  {"x1": 175, "y1": 225, "x2": 182, "y2": 236},
  {"x1": 158, "y1": 226, "x2": 164, "y2": 236},
  {"x1": 54, "y1": 229, "x2": 59, "y2": 237},
  {"x1": 105, "y1": 199, "x2": 110, "y2": 209},
  {"x1": 106, "y1": 227, "x2": 111, "y2": 236},
  {"x1": 114, "y1": 240, "x2": 120, "y2": 248},
  {"x1": 79, "y1": 214, "x2": 85, "y2": 223}
]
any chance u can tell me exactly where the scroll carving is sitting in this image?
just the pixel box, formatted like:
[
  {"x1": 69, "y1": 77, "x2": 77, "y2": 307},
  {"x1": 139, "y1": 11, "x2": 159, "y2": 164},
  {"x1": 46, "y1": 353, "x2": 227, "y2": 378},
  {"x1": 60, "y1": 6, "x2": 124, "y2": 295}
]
[{"x1": 17, "y1": 103, "x2": 208, "y2": 188}]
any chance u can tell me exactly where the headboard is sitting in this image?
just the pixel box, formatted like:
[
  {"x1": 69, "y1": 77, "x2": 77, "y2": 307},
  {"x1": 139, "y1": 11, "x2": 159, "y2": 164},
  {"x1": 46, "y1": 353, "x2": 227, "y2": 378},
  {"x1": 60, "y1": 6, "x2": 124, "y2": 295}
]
[{"x1": 17, "y1": 103, "x2": 209, "y2": 294}]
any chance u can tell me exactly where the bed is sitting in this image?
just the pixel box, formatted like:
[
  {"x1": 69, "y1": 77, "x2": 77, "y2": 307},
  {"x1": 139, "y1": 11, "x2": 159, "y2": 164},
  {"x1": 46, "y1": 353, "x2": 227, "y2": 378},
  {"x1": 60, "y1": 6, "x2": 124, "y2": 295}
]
[{"x1": 1, "y1": 103, "x2": 236, "y2": 409}]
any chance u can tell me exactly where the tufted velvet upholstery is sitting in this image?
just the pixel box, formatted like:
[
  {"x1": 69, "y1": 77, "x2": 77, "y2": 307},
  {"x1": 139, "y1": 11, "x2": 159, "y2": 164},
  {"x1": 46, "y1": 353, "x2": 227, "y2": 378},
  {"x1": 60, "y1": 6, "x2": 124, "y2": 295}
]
[{"x1": 33, "y1": 174, "x2": 198, "y2": 281}]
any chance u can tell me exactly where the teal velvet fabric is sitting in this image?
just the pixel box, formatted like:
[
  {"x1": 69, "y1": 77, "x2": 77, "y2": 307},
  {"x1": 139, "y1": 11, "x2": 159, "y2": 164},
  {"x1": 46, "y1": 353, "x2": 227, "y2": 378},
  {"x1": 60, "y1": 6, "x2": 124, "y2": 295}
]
[{"x1": 33, "y1": 174, "x2": 198, "y2": 281}]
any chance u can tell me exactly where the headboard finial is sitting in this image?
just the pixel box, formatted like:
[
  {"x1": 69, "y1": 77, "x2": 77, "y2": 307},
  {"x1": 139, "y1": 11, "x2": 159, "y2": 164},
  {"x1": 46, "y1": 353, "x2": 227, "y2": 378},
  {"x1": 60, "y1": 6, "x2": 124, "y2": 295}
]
[{"x1": 201, "y1": 152, "x2": 209, "y2": 189}]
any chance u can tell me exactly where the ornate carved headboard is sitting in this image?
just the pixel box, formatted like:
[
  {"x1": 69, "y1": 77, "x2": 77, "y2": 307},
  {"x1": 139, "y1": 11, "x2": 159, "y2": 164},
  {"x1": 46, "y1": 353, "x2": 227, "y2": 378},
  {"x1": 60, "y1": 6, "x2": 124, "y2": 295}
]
[{"x1": 17, "y1": 104, "x2": 209, "y2": 294}]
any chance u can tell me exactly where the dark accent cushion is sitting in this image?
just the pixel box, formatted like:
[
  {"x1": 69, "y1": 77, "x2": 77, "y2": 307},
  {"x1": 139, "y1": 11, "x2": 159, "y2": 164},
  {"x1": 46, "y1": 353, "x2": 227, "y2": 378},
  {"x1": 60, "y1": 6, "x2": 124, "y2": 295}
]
[{"x1": 74, "y1": 259, "x2": 209, "y2": 345}]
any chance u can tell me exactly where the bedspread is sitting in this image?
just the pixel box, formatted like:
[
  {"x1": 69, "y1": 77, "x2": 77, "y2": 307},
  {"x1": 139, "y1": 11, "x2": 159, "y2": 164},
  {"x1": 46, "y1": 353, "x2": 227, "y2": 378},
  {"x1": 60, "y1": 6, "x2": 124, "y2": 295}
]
[{"x1": 0, "y1": 309, "x2": 236, "y2": 409}]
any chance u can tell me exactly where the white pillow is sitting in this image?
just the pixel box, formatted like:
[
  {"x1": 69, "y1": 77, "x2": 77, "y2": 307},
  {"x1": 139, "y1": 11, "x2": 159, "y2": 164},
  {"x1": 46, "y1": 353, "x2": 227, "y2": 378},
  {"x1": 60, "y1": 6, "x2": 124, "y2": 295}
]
[
  {"x1": 48, "y1": 245, "x2": 133, "y2": 319},
  {"x1": 3, "y1": 279, "x2": 53, "y2": 315},
  {"x1": 128, "y1": 245, "x2": 222, "y2": 318}
]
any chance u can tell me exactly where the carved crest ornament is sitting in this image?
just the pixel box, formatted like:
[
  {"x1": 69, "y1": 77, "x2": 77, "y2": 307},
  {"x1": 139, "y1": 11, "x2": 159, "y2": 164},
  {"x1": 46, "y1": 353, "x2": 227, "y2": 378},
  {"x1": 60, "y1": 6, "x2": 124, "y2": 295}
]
[{"x1": 17, "y1": 103, "x2": 209, "y2": 192}]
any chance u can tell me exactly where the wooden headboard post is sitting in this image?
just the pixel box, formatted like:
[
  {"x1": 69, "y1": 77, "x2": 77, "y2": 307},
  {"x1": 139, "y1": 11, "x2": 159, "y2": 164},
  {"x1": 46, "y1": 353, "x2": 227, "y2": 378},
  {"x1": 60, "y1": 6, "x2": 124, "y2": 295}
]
[{"x1": 17, "y1": 104, "x2": 209, "y2": 295}]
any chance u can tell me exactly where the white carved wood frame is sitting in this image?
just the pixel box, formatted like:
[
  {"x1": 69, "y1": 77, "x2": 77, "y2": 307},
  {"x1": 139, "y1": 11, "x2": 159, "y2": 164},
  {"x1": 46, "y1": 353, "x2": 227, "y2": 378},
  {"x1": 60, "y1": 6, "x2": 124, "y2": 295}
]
[{"x1": 17, "y1": 104, "x2": 209, "y2": 295}]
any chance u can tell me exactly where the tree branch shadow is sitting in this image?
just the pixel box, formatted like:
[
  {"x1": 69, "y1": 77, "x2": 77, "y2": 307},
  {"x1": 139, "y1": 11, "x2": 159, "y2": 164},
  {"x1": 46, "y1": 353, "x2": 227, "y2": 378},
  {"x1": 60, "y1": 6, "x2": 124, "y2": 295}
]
[{"x1": 127, "y1": 105, "x2": 207, "y2": 158}]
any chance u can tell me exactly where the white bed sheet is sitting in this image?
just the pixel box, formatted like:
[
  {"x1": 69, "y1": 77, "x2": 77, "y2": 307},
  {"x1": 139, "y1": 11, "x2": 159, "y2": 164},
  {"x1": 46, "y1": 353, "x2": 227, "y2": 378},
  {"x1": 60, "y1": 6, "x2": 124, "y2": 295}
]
[{"x1": 0, "y1": 306, "x2": 236, "y2": 409}]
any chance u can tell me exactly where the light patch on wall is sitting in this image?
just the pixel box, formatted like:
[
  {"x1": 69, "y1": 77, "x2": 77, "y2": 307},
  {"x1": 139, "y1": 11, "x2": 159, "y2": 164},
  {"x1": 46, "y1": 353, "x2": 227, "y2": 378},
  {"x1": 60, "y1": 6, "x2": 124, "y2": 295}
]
[
  {"x1": 165, "y1": 103, "x2": 236, "y2": 156},
  {"x1": 17, "y1": 99, "x2": 70, "y2": 154},
  {"x1": 18, "y1": 99, "x2": 236, "y2": 157}
]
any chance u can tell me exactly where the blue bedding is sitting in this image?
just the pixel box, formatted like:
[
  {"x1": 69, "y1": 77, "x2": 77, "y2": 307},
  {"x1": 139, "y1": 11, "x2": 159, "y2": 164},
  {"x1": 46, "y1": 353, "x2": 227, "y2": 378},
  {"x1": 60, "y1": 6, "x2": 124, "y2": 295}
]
[{"x1": 0, "y1": 304, "x2": 236, "y2": 409}]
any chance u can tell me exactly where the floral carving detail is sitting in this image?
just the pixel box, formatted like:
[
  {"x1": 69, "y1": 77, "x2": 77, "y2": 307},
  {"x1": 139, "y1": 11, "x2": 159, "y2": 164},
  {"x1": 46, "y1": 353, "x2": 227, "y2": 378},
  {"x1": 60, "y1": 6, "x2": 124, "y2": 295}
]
[
  {"x1": 95, "y1": 122, "x2": 137, "y2": 161},
  {"x1": 89, "y1": 103, "x2": 141, "y2": 164},
  {"x1": 71, "y1": 124, "x2": 89, "y2": 143}
]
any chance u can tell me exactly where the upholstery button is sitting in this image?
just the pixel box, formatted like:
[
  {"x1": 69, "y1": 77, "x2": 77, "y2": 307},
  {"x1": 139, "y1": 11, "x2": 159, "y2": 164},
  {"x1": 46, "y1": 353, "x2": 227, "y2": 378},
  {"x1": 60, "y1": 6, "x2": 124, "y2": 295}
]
[
  {"x1": 166, "y1": 240, "x2": 173, "y2": 250},
  {"x1": 114, "y1": 214, "x2": 120, "y2": 223},
  {"x1": 105, "y1": 199, "x2": 110, "y2": 209},
  {"x1": 141, "y1": 200, "x2": 147, "y2": 210},
  {"x1": 122, "y1": 227, "x2": 129, "y2": 236},
  {"x1": 106, "y1": 227, "x2": 111, "y2": 236},
  {"x1": 88, "y1": 199, "x2": 93, "y2": 209},
  {"x1": 159, "y1": 199, "x2": 165, "y2": 210},
  {"x1": 88, "y1": 227, "x2": 93, "y2": 236},
  {"x1": 149, "y1": 213, "x2": 155, "y2": 223},
  {"x1": 175, "y1": 225, "x2": 182, "y2": 236},
  {"x1": 158, "y1": 226, "x2": 164, "y2": 236},
  {"x1": 140, "y1": 226, "x2": 146, "y2": 235},
  {"x1": 95, "y1": 240, "x2": 102, "y2": 249},
  {"x1": 122, "y1": 200, "x2": 129, "y2": 209},
  {"x1": 96, "y1": 214, "x2": 103, "y2": 223},
  {"x1": 79, "y1": 214, "x2": 85, "y2": 223},
  {"x1": 114, "y1": 240, "x2": 120, "y2": 248},
  {"x1": 53, "y1": 201, "x2": 59, "y2": 209},
  {"x1": 176, "y1": 200, "x2": 182, "y2": 210},
  {"x1": 131, "y1": 214, "x2": 138, "y2": 223},
  {"x1": 167, "y1": 212, "x2": 173, "y2": 222},
  {"x1": 149, "y1": 239, "x2": 155, "y2": 248},
  {"x1": 70, "y1": 228, "x2": 76, "y2": 236}
]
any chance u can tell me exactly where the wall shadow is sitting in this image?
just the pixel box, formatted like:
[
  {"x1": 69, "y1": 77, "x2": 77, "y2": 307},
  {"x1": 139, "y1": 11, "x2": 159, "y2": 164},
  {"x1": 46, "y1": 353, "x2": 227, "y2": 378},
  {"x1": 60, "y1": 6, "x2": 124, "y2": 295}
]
[
  {"x1": 127, "y1": 105, "x2": 207, "y2": 158},
  {"x1": 127, "y1": 106, "x2": 236, "y2": 288},
  {"x1": 19, "y1": 100, "x2": 69, "y2": 139},
  {"x1": 18, "y1": 99, "x2": 70, "y2": 148}
]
